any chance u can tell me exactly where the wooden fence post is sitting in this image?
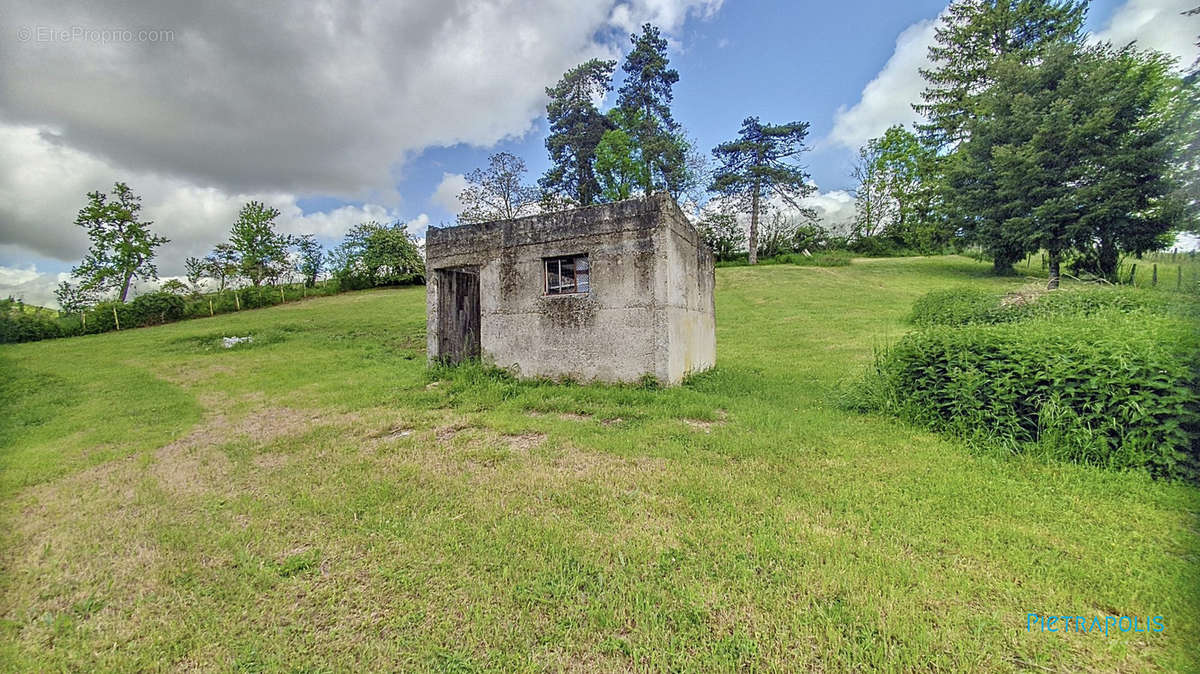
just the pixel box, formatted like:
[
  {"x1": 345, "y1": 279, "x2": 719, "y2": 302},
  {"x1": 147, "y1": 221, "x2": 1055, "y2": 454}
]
[
  {"x1": 112, "y1": 305, "x2": 120, "y2": 331},
  {"x1": 234, "y1": 292, "x2": 240, "y2": 311},
  {"x1": 280, "y1": 286, "x2": 285, "y2": 303},
  {"x1": 1152, "y1": 264, "x2": 1157, "y2": 287},
  {"x1": 1128, "y1": 264, "x2": 1137, "y2": 286},
  {"x1": 209, "y1": 299, "x2": 214, "y2": 316}
]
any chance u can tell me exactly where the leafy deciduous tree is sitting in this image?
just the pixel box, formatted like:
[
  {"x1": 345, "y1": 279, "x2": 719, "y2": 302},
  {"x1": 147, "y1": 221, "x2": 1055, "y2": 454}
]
[
  {"x1": 160, "y1": 279, "x2": 189, "y2": 295},
  {"x1": 458, "y1": 152, "x2": 540, "y2": 223},
  {"x1": 851, "y1": 138, "x2": 895, "y2": 240},
  {"x1": 205, "y1": 243, "x2": 240, "y2": 293},
  {"x1": 70, "y1": 182, "x2": 169, "y2": 302},
  {"x1": 696, "y1": 211, "x2": 746, "y2": 261},
  {"x1": 333, "y1": 221, "x2": 424, "y2": 288},
  {"x1": 54, "y1": 281, "x2": 97, "y2": 316},
  {"x1": 594, "y1": 108, "x2": 650, "y2": 202},
  {"x1": 229, "y1": 201, "x2": 292, "y2": 286},
  {"x1": 295, "y1": 234, "x2": 325, "y2": 287}
]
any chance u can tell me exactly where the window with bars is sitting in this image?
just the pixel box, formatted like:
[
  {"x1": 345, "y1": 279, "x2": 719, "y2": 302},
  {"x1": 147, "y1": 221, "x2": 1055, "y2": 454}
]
[{"x1": 544, "y1": 255, "x2": 590, "y2": 295}]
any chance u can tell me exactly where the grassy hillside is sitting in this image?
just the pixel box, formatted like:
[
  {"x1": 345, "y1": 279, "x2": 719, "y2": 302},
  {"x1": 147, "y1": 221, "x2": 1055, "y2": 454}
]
[{"x1": 2, "y1": 256, "x2": 1197, "y2": 671}]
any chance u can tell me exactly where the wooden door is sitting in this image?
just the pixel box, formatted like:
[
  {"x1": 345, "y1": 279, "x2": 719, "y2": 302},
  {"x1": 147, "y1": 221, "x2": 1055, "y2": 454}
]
[{"x1": 437, "y1": 268, "x2": 480, "y2": 363}]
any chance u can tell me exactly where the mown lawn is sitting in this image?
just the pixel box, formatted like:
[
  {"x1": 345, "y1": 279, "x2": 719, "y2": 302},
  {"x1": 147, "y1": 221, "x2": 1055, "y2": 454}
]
[{"x1": 1, "y1": 256, "x2": 1197, "y2": 672}]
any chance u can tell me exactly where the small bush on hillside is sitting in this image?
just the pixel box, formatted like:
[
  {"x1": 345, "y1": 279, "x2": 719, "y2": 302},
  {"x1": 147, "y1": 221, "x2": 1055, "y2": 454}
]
[
  {"x1": 84, "y1": 301, "x2": 136, "y2": 333},
  {"x1": 237, "y1": 286, "x2": 280, "y2": 310}
]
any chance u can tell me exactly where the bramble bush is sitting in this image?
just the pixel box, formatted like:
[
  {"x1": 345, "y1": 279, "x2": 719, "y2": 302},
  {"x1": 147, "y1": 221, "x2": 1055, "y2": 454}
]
[
  {"x1": 851, "y1": 287, "x2": 1200, "y2": 482},
  {"x1": 909, "y1": 286, "x2": 1196, "y2": 327}
]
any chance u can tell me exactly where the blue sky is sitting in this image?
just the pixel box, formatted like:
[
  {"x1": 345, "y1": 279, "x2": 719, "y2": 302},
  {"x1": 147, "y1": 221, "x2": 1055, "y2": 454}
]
[
  {"x1": 0, "y1": 0, "x2": 1194, "y2": 305},
  {"x1": 387, "y1": 0, "x2": 1142, "y2": 225}
]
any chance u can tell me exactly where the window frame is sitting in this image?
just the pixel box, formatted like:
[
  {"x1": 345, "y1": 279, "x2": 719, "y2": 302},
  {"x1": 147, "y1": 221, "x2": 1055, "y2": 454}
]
[{"x1": 543, "y1": 254, "x2": 590, "y2": 296}]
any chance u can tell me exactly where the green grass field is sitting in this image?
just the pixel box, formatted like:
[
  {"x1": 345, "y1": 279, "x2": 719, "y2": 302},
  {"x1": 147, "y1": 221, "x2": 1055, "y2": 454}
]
[{"x1": 2, "y1": 256, "x2": 1197, "y2": 672}]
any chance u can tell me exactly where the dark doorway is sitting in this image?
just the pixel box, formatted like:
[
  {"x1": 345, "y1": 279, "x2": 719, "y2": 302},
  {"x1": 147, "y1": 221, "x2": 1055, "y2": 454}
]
[{"x1": 436, "y1": 267, "x2": 480, "y2": 364}]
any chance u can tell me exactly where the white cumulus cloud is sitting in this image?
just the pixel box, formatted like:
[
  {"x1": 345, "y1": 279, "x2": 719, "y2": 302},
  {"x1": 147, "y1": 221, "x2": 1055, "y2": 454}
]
[
  {"x1": 828, "y1": 18, "x2": 937, "y2": 152},
  {"x1": 0, "y1": 0, "x2": 725, "y2": 280},
  {"x1": 827, "y1": 0, "x2": 1200, "y2": 153},
  {"x1": 432, "y1": 173, "x2": 470, "y2": 216},
  {"x1": 1093, "y1": 0, "x2": 1198, "y2": 63}
]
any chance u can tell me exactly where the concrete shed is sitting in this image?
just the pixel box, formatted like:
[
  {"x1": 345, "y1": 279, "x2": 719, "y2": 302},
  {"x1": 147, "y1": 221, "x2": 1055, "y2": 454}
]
[{"x1": 425, "y1": 193, "x2": 715, "y2": 385}]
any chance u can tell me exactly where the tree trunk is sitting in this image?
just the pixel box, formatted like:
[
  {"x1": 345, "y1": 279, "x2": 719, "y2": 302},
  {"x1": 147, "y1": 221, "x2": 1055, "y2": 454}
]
[
  {"x1": 748, "y1": 189, "x2": 759, "y2": 266},
  {"x1": 119, "y1": 272, "x2": 133, "y2": 302},
  {"x1": 1097, "y1": 235, "x2": 1118, "y2": 281},
  {"x1": 1047, "y1": 248, "x2": 1061, "y2": 290}
]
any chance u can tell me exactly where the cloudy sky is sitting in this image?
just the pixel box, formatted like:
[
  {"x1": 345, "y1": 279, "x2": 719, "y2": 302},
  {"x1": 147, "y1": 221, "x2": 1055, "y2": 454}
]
[{"x1": 1, "y1": 0, "x2": 1196, "y2": 306}]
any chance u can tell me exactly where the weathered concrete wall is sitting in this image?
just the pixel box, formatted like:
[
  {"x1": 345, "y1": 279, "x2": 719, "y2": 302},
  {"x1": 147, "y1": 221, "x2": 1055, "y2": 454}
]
[
  {"x1": 658, "y1": 201, "x2": 717, "y2": 383},
  {"x1": 425, "y1": 193, "x2": 715, "y2": 384}
]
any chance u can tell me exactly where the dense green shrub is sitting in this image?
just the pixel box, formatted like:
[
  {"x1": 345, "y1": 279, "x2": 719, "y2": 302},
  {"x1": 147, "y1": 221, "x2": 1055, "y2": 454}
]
[
  {"x1": 714, "y1": 251, "x2": 853, "y2": 268},
  {"x1": 910, "y1": 286, "x2": 1198, "y2": 327},
  {"x1": 848, "y1": 236, "x2": 928, "y2": 258},
  {"x1": 237, "y1": 286, "x2": 281, "y2": 310},
  {"x1": 84, "y1": 301, "x2": 135, "y2": 333},
  {"x1": 908, "y1": 288, "x2": 1005, "y2": 326},
  {"x1": 0, "y1": 311, "x2": 63, "y2": 343},
  {"x1": 853, "y1": 302, "x2": 1200, "y2": 482},
  {"x1": 128, "y1": 292, "x2": 186, "y2": 325}
]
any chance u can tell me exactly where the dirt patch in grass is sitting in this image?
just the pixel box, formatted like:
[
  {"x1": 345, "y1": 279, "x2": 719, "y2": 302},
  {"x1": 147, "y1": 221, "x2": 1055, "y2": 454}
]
[
  {"x1": 435, "y1": 424, "x2": 473, "y2": 444},
  {"x1": 371, "y1": 425, "x2": 413, "y2": 440},
  {"x1": 1000, "y1": 285, "x2": 1045, "y2": 308},
  {"x1": 252, "y1": 453, "x2": 292, "y2": 469},
  {"x1": 682, "y1": 410, "x2": 728, "y2": 434},
  {"x1": 541, "y1": 445, "x2": 669, "y2": 480},
  {"x1": 504, "y1": 432, "x2": 546, "y2": 451},
  {"x1": 153, "y1": 406, "x2": 359, "y2": 496},
  {"x1": 683, "y1": 419, "x2": 719, "y2": 433},
  {"x1": 526, "y1": 410, "x2": 594, "y2": 422}
]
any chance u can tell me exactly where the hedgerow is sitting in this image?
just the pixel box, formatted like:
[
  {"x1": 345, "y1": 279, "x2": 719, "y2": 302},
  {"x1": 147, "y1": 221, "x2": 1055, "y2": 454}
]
[{"x1": 0, "y1": 278, "x2": 412, "y2": 345}]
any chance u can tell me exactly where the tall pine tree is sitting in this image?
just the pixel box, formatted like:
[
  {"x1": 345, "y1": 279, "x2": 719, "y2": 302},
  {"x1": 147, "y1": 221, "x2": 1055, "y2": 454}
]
[
  {"x1": 541, "y1": 59, "x2": 616, "y2": 206},
  {"x1": 915, "y1": 0, "x2": 1088, "y2": 149},
  {"x1": 948, "y1": 43, "x2": 1181, "y2": 287},
  {"x1": 616, "y1": 23, "x2": 689, "y2": 197},
  {"x1": 709, "y1": 117, "x2": 816, "y2": 265}
]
